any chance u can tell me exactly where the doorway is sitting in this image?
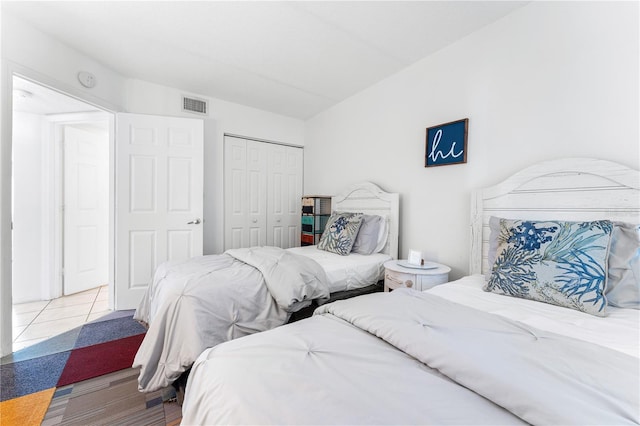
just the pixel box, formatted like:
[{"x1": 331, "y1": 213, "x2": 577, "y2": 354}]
[{"x1": 11, "y1": 76, "x2": 113, "y2": 351}]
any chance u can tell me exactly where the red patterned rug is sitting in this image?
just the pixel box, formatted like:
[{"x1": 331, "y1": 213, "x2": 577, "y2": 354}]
[{"x1": 56, "y1": 333, "x2": 145, "y2": 387}]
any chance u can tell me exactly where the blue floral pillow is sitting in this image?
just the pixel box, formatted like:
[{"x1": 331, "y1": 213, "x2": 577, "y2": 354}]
[
  {"x1": 485, "y1": 219, "x2": 613, "y2": 316},
  {"x1": 317, "y1": 212, "x2": 363, "y2": 256}
]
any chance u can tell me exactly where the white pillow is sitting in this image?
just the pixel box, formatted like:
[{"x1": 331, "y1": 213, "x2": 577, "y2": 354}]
[
  {"x1": 606, "y1": 221, "x2": 640, "y2": 309},
  {"x1": 374, "y1": 216, "x2": 389, "y2": 253},
  {"x1": 351, "y1": 214, "x2": 383, "y2": 255},
  {"x1": 350, "y1": 214, "x2": 388, "y2": 255}
]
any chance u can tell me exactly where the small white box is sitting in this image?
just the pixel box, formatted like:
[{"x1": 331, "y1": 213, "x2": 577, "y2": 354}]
[{"x1": 407, "y1": 249, "x2": 422, "y2": 266}]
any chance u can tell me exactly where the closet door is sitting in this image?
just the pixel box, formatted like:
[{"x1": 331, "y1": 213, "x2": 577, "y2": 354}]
[
  {"x1": 267, "y1": 145, "x2": 303, "y2": 248},
  {"x1": 245, "y1": 140, "x2": 267, "y2": 246},
  {"x1": 224, "y1": 136, "x2": 302, "y2": 250},
  {"x1": 224, "y1": 137, "x2": 247, "y2": 249},
  {"x1": 224, "y1": 137, "x2": 267, "y2": 249}
]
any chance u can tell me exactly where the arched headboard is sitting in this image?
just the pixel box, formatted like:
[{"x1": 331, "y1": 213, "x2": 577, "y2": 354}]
[
  {"x1": 332, "y1": 182, "x2": 400, "y2": 259},
  {"x1": 470, "y1": 158, "x2": 640, "y2": 275}
]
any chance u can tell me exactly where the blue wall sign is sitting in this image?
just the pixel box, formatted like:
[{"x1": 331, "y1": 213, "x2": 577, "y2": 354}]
[{"x1": 425, "y1": 118, "x2": 468, "y2": 167}]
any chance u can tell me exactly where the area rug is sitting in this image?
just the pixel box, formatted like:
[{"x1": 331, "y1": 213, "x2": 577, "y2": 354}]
[
  {"x1": 56, "y1": 333, "x2": 145, "y2": 387},
  {"x1": 0, "y1": 388, "x2": 55, "y2": 426},
  {"x1": 1, "y1": 311, "x2": 145, "y2": 402},
  {"x1": 42, "y1": 366, "x2": 182, "y2": 426},
  {"x1": 0, "y1": 311, "x2": 181, "y2": 425}
]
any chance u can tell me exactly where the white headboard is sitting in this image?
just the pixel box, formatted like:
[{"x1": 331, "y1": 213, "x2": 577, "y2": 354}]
[
  {"x1": 332, "y1": 182, "x2": 400, "y2": 259},
  {"x1": 471, "y1": 158, "x2": 640, "y2": 275}
]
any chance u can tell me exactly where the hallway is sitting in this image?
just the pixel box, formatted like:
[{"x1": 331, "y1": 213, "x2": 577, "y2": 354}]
[{"x1": 11, "y1": 286, "x2": 111, "y2": 352}]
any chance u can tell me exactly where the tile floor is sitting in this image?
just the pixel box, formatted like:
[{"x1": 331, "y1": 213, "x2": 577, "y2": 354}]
[{"x1": 12, "y1": 286, "x2": 112, "y2": 352}]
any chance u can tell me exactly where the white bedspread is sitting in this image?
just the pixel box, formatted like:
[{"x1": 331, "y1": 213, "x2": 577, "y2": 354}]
[
  {"x1": 287, "y1": 245, "x2": 390, "y2": 292},
  {"x1": 429, "y1": 275, "x2": 640, "y2": 357},
  {"x1": 133, "y1": 247, "x2": 330, "y2": 392},
  {"x1": 182, "y1": 282, "x2": 640, "y2": 425}
]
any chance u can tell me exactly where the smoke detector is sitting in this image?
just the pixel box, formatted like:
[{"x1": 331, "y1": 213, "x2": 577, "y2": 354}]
[{"x1": 77, "y1": 71, "x2": 97, "y2": 88}]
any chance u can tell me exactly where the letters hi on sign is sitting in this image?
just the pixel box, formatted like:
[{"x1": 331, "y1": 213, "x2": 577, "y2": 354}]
[{"x1": 425, "y1": 118, "x2": 468, "y2": 167}]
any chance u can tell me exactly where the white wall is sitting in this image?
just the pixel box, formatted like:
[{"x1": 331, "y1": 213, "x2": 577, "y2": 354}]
[
  {"x1": 1, "y1": 13, "x2": 127, "y2": 110},
  {"x1": 304, "y1": 1, "x2": 639, "y2": 279},
  {"x1": 11, "y1": 112, "x2": 44, "y2": 303},
  {"x1": 124, "y1": 79, "x2": 305, "y2": 255}
]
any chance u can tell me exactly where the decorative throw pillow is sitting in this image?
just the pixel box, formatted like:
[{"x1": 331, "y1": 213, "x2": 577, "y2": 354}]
[
  {"x1": 606, "y1": 222, "x2": 640, "y2": 309},
  {"x1": 352, "y1": 214, "x2": 384, "y2": 255},
  {"x1": 485, "y1": 218, "x2": 613, "y2": 316},
  {"x1": 317, "y1": 212, "x2": 364, "y2": 256}
]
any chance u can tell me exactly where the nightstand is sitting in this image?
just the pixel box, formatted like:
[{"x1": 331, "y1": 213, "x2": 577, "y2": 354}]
[{"x1": 383, "y1": 260, "x2": 451, "y2": 292}]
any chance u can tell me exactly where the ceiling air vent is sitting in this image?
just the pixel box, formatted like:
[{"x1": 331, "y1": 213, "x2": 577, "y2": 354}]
[{"x1": 182, "y1": 95, "x2": 208, "y2": 115}]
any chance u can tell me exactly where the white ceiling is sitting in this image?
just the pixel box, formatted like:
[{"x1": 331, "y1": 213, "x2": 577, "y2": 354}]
[{"x1": 4, "y1": 1, "x2": 527, "y2": 119}]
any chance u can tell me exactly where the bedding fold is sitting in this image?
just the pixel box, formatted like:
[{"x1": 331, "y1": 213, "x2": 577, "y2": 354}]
[
  {"x1": 315, "y1": 290, "x2": 640, "y2": 425},
  {"x1": 226, "y1": 246, "x2": 330, "y2": 311}
]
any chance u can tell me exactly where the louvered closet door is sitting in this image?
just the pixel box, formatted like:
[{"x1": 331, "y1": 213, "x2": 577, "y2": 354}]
[{"x1": 267, "y1": 145, "x2": 303, "y2": 248}]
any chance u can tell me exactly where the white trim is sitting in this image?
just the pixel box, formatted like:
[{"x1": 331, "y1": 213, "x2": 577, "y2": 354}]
[
  {"x1": 1, "y1": 61, "x2": 13, "y2": 357},
  {"x1": 224, "y1": 132, "x2": 303, "y2": 149},
  {"x1": 107, "y1": 114, "x2": 116, "y2": 310},
  {"x1": 39, "y1": 116, "x2": 61, "y2": 300},
  {"x1": 332, "y1": 181, "x2": 400, "y2": 259},
  {"x1": 470, "y1": 158, "x2": 640, "y2": 276}
]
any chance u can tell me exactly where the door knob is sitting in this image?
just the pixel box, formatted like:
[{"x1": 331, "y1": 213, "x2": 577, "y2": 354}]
[{"x1": 187, "y1": 218, "x2": 201, "y2": 225}]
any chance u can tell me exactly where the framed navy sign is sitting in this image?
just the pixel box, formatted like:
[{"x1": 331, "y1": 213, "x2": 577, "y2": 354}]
[{"x1": 425, "y1": 118, "x2": 468, "y2": 167}]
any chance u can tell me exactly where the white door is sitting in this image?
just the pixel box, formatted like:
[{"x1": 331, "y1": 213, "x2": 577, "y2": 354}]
[
  {"x1": 63, "y1": 126, "x2": 109, "y2": 295},
  {"x1": 115, "y1": 113, "x2": 203, "y2": 309},
  {"x1": 224, "y1": 137, "x2": 267, "y2": 249},
  {"x1": 224, "y1": 137, "x2": 247, "y2": 249},
  {"x1": 267, "y1": 145, "x2": 303, "y2": 248},
  {"x1": 246, "y1": 140, "x2": 268, "y2": 246}
]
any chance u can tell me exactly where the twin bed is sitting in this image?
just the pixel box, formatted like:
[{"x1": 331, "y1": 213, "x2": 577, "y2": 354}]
[
  {"x1": 133, "y1": 181, "x2": 399, "y2": 392},
  {"x1": 178, "y1": 158, "x2": 639, "y2": 425}
]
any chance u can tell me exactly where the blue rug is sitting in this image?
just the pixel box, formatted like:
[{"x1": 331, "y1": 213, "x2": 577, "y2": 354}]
[{"x1": 0, "y1": 352, "x2": 70, "y2": 401}]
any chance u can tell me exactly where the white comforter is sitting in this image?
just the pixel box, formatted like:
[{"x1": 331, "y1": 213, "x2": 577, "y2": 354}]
[
  {"x1": 182, "y1": 278, "x2": 640, "y2": 425},
  {"x1": 133, "y1": 246, "x2": 330, "y2": 392}
]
